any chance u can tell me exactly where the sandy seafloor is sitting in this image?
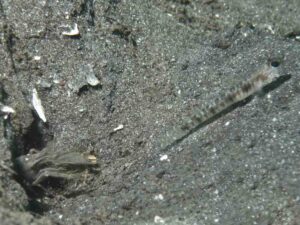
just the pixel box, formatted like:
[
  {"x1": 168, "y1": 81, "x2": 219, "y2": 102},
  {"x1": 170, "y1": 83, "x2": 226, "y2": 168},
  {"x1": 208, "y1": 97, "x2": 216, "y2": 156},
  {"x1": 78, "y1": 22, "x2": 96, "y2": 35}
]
[{"x1": 0, "y1": 0, "x2": 300, "y2": 224}]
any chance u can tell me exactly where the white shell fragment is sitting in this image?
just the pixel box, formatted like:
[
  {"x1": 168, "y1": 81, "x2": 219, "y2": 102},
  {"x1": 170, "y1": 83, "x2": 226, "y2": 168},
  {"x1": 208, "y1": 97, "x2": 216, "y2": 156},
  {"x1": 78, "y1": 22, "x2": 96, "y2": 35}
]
[
  {"x1": 1, "y1": 105, "x2": 15, "y2": 114},
  {"x1": 32, "y1": 88, "x2": 47, "y2": 122},
  {"x1": 154, "y1": 194, "x2": 164, "y2": 201},
  {"x1": 159, "y1": 154, "x2": 169, "y2": 162},
  {"x1": 113, "y1": 124, "x2": 124, "y2": 132},
  {"x1": 33, "y1": 56, "x2": 41, "y2": 61},
  {"x1": 86, "y1": 72, "x2": 101, "y2": 86},
  {"x1": 68, "y1": 64, "x2": 101, "y2": 93},
  {"x1": 0, "y1": 104, "x2": 15, "y2": 119},
  {"x1": 62, "y1": 23, "x2": 80, "y2": 36},
  {"x1": 154, "y1": 216, "x2": 165, "y2": 223}
]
